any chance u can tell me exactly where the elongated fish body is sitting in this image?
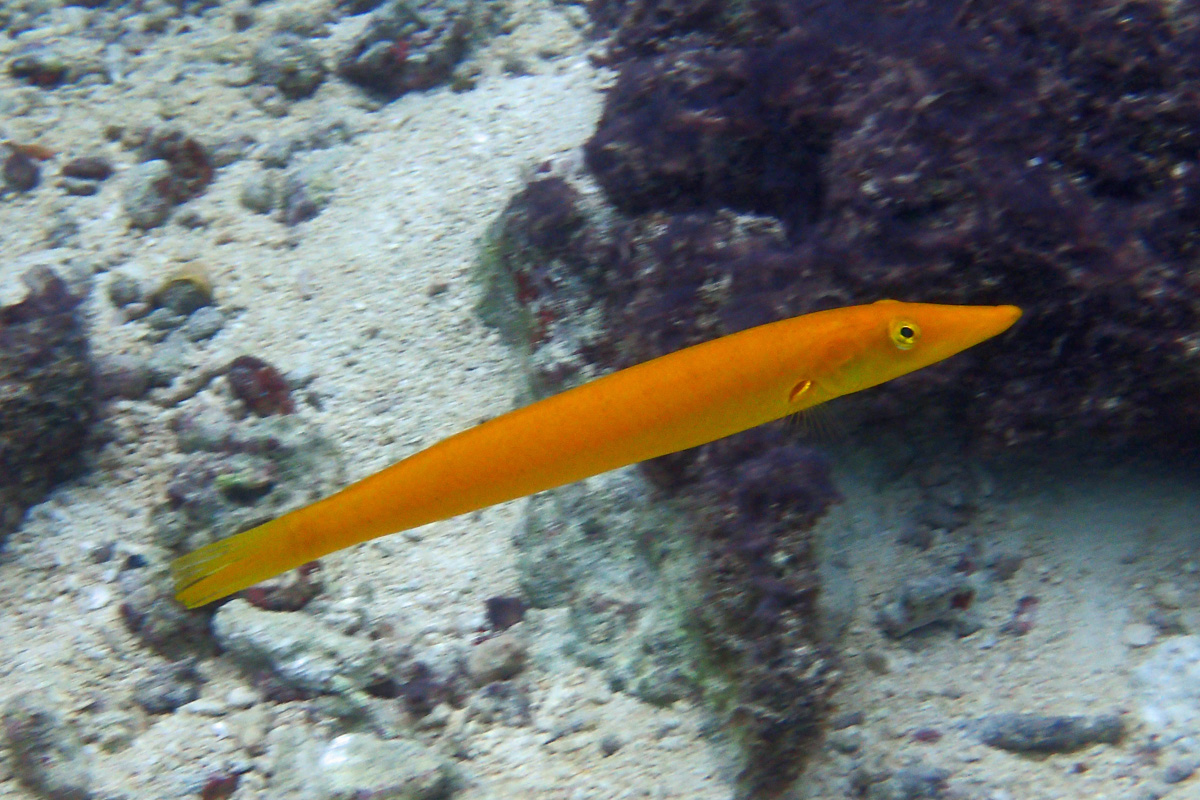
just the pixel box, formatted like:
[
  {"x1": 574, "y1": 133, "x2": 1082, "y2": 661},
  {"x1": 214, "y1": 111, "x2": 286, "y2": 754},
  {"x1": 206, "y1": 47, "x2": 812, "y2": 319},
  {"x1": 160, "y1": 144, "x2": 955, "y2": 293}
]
[{"x1": 173, "y1": 300, "x2": 1020, "y2": 607}]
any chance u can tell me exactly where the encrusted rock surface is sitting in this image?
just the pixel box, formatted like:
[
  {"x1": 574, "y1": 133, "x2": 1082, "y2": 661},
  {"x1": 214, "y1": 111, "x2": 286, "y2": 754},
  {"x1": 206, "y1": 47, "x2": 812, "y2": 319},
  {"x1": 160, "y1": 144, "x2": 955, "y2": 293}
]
[{"x1": 0, "y1": 267, "x2": 94, "y2": 544}]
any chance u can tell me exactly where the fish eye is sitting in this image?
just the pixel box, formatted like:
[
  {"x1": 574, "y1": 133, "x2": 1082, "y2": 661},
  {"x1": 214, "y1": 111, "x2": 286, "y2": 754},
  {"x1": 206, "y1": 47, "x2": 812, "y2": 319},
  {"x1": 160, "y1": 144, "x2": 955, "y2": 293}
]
[{"x1": 890, "y1": 319, "x2": 919, "y2": 350}]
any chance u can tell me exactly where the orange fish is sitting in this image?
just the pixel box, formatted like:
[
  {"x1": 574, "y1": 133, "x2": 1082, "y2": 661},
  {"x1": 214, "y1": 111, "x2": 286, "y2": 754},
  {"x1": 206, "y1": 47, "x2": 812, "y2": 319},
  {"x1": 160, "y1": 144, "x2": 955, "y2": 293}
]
[{"x1": 172, "y1": 300, "x2": 1020, "y2": 607}]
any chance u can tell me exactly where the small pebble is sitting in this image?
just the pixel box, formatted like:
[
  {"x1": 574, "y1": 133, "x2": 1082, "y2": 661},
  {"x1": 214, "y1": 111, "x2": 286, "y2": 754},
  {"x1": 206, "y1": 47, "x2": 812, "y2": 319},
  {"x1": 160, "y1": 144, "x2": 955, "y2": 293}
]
[
  {"x1": 239, "y1": 172, "x2": 277, "y2": 213},
  {"x1": 61, "y1": 156, "x2": 113, "y2": 181},
  {"x1": 153, "y1": 271, "x2": 212, "y2": 316},
  {"x1": 1163, "y1": 759, "x2": 1197, "y2": 784},
  {"x1": 92, "y1": 353, "x2": 153, "y2": 400},
  {"x1": 252, "y1": 33, "x2": 326, "y2": 100},
  {"x1": 1153, "y1": 582, "x2": 1185, "y2": 610},
  {"x1": 134, "y1": 662, "x2": 202, "y2": 714},
  {"x1": 123, "y1": 159, "x2": 174, "y2": 228},
  {"x1": 830, "y1": 710, "x2": 866, "y2": 730},
  {"x1": 8, "y1": 44, "x2": 70, "y2": 86},
  {"x1": 485, "y1": 595, "x2": 526, "y2": 631},
  {"x1": 107, "y1": 271, "x2": 142, "y2": 307},
  {"x1": 599, "y1": 733, "x2": 623, "y2": 756},
  {"x1": 1124, "y1": 623, "x2": 1157, "y2": 648},
  {"x1": 862, "y1": 650, "x2": 890, "y2": 674},
  {"x1": 827, "y1": 728, "x2": 862, "y2": 754},
  {"x1": 182, "y1": 305, "x2": 225, "y2": 341},
  {"x1": 227, "y1": 355, "x2": 295, "y2": 415},
  {"x1": 467, "y1": 632, "x2": 527, "y2": 685},
  {"x1": 59, "y1": 176, "x2": 99, "y2": 195},
  {"x1": 226, "y1": 687, "x2": 259, "y2": 709}
]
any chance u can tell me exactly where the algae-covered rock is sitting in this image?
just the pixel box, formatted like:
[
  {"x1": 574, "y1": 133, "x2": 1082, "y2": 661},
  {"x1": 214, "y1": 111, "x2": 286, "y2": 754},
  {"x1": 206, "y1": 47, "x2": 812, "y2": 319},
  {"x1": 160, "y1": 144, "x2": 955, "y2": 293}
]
[
  {"x1": 213, "y1": 599, "x2": 387, "y2": 695},
  {"x1": 876, "y1": 572, "x2": 981, "y2": 639},
  {"x1": 514, "y1": 469, "x2": 704, "y2": 707},
  {"x1": 150, "y1": 404, "x2": 342, "y2": 553},
  {"x1": 252, "y1": 33, "x2": 327, "y2": 100},
  {"x1": 2, "y1": 692, "x2": 95, "y2": 800},
  {"x1": 0, "y1": 266, "x2": 94, "y2": 544},
  {"x1": 481, "y1": 160, "x2": 843, "y2": 796},
  {"x1": 268, "y1": 728, "x2": 457, "y2": 800}
]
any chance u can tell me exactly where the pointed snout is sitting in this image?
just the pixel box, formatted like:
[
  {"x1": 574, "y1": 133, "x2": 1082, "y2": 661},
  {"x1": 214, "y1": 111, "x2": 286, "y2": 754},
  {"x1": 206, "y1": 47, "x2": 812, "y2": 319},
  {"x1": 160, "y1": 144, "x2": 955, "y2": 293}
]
[
  {"x1": 962, "y1": 304, "x2": 1022, "y2": 347},
  {"x1": 922, "y1": 303, "x2": 1022, "y2": 366}
]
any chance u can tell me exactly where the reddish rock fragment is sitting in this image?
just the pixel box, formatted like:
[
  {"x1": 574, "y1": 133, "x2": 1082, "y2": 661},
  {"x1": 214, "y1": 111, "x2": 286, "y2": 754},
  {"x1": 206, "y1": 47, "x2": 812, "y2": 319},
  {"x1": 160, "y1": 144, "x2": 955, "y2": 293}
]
[
  {"x1": 227, "y1": 355, "x2": 295, "y2": 416},
  {"x1": 242, "y1": 561, "x2": 322, "y2": 611},
  {"x1": 999, "y1": 595, "x2": 1039, "y2": 636},
  {"x1": 200, "y1": 772, "x2": 239, "y2": 800}
]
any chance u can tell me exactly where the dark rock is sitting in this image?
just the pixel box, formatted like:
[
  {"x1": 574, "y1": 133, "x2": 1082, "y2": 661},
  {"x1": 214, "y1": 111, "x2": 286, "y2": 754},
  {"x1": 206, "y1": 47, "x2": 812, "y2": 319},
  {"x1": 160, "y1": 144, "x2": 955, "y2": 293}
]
[
  {"x1": 483, "y1": 176, "x2": 843, "y2": 797},
  {"x1": 242, "y1": 562, "x2": 322, "y2": 612},
  {"x1": 133, "y1": 662, "x2": 203, "y2": 713},
  {"x1": 398, "y1": 661, "x2": 461, "y2": 717},
  {"x1": 8, "y1": 43, "x2": 70, "y2": 87},
  {"x1": 60, "y1": 157, "x2": 113, "y2": 181},
  {"x1": 485, "y1": 595, "x2": 526, "y2": 631},
  {"x1": 252, "y1": 33, "x2": 326, "y2": 100},
  {"x1": 0, "y1": 267, "x2": 94, "y2": 544},
  {"x1": 1162, "y1": 759, "x2": 1197, "y2": 784},
  {"x1": 585, "y1": 33, "x2": 841, "y2": 231},
  {"x1": 140, "y1": 129, "x2": 213, "y2": 200},
  {"x1": 599, "y1": 733, "x2": 623, "y2": 756},
  {"x1": 4, "y1": 150, "x2": 39, "y2": 191},
  {"x1": 119, "y1": 568, "x2": 211, "y2": 658},
  {"x1": 122, "y1": 129, "x2": 214, "y2": 225},
  {"x1": 227, "y1": 355, "x2": 295, "y2": 416},
  {"x1": 337, "y1": 0, "x2": 474, "y2": 99},
  {"x1": 200, "y1": 773, "x2": 239, "y2": 800},
  {"x1": 978, "y1": 712, "x2": 1124, "y2": 753}
]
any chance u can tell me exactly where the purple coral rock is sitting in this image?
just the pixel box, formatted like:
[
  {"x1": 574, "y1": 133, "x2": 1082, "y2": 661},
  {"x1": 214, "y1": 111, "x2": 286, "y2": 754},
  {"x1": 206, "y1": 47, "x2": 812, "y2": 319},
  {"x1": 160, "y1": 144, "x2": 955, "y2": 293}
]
[
  {"x1": 0, "y1": 267, "x2": 94, "y2": 543},
  {"x1": 583, "y1": 0, "x2": 1200, "y2": 449}
]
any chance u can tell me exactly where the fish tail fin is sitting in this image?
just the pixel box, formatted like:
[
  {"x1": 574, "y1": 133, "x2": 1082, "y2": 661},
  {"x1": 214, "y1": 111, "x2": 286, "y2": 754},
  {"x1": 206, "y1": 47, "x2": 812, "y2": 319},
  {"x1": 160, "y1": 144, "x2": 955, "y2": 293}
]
[{"x1": 170, "y1": 515, "x2": 303, "y2": 608}]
